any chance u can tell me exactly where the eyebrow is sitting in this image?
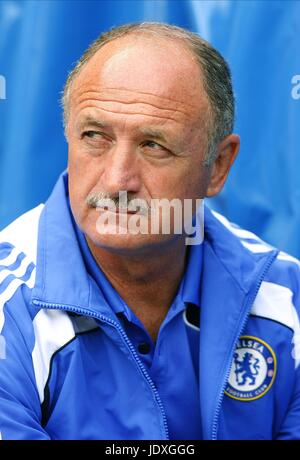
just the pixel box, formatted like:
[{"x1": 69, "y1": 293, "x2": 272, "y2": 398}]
[
  {"x1": 138, "y1": 127, "x2": 169, "y2": 144},
  {"x1": 77, "y1": 116, "x2": 170, "y2": 144},
  {"x1": 77, "y1": 116, "x2": 107, "y2": 130}
]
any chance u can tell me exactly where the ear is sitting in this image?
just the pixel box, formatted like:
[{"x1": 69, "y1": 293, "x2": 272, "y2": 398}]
[{"x1": 206, "y1": 134, "x2": 240, "y2": 198}]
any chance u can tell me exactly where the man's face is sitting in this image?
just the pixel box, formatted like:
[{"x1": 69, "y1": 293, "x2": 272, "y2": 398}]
[{"x1": 67, "y1": 35, "x2": 213, "y2": 255}]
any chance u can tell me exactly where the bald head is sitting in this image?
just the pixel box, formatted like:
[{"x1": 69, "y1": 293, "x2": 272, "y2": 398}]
[
  {"x1": 68, "y1": 34, "x2": 210, "y2": 132},
  {"x1": 88, "y1": 35, "x2": 205, "y2": 104}
]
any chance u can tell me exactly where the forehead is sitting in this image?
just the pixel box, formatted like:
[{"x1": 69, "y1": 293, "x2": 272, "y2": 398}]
[{"x1": 70, "y1": 35, "x2": 210, "y2": 122}]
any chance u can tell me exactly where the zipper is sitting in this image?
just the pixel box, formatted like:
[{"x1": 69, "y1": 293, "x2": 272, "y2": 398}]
[
  {"x1": 211, "y1": 249, "x2": 279, "y2": 440},
  {"x1": 33, "y1": 299, "x2": 169, "y2": 440}
]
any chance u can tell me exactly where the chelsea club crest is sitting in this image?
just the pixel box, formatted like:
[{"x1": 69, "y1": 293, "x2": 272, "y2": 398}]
[{"x1": 225, "y1": 335, "x2": 277, "y2": 401}]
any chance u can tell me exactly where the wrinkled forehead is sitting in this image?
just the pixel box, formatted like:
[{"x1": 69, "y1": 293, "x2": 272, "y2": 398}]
[{"x1": 70, "y1": 35, "x2": 210, "y2": 119}]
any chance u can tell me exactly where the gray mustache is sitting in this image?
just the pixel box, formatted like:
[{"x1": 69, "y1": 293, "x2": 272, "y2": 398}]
[{"x1": 86, "y1": 191, "x2": 150, "y2": 216}]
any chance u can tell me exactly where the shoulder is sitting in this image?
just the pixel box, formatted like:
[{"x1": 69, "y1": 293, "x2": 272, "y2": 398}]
[
  {"x1": 0, "y1": 204, "x2": 44, "y2": 261},
  {"x1": 211, "y1": 209, "x2": 300, "y2": 350},
  {"x1": 0, "y1": 205, "x2": 44, "y2": 331},
  {"x1": 210, "y1": 208, "x2": 300, "y2": 277}
]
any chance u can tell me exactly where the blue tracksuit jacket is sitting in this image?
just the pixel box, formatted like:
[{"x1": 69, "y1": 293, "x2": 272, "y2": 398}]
[{"x1": 0, "y1": 172, "x2": 300, "y2": 440}]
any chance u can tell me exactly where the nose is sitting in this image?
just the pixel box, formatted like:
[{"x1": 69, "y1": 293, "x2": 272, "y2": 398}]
[{"x1": 101, "y1": 142, "x2": 141, "y2": 196}]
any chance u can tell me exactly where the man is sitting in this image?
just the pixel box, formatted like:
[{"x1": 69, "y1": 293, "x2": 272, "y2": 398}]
[{"x1": 0, "y1": 22, "x2": 299, "y2": 440}]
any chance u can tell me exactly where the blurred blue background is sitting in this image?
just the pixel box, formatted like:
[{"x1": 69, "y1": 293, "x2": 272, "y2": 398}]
[{"x1": 0, "y1": 0, "x2": 300, "y2": 256}]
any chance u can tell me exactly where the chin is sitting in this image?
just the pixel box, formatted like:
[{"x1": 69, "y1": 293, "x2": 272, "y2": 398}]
[
  {"x1": 88, "y1": 228, "x2": 178, "y2": 257},
  {"x1": 94, "y1": 232, "x2": 155, "y2": 252}
]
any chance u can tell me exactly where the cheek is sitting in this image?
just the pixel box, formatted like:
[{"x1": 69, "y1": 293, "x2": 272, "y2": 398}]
[
  {"x1": 68, "y1": 144, "x2": 102, "y2": 191},
  {"x1": 187, "y1": 171, "x2": 209, "y2": 198},
  {"x1": 150, "y1": 162, "x2": 207, "y2": 201},
  {"x1": 182, "y1": 156, "x2": 210, "y2": 197},
  {"x1": 68, "y1": 147, "x2": 102, "y2": 221},
  {"x1": 68, "y1": 150, "x2": 87, "y2": 203}
]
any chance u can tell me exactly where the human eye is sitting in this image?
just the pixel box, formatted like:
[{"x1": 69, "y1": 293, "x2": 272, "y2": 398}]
[
  {"x1": 144, "y1": 140, "x2": 162, "y2": 149},
  {"x1": 81, "y1": 130, "x2": 112, "y2": 149},
  {"x1": 80, "y1": 130, "x2": 112, "y2": 156},
  {"x1": 81, "y1": 130, "x2": 104, "y2": 140},
  {"x1": 142, "y1": 140, "x2": 171, "y2": 158}
]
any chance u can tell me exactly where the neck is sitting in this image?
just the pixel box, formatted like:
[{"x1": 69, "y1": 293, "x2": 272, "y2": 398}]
[{"x1": 86, "y1": 237, "x2": 188, "y2": 341}]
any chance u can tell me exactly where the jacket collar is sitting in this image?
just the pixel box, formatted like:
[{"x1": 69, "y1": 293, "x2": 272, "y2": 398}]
[{"x1": 32, "y1": 172, "x2": 278, "y2": 439}]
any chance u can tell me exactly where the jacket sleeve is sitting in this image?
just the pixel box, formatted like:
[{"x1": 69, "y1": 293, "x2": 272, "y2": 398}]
[
  {"x1": 0, "y1": 291, "x2": 50, "y2": 440},
  {"x1": 276, "y1": 262, "x2": 300, "y2": 440},
  {"x1": 276, "y1": 365, "x2": 300, "y2": 440}
]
